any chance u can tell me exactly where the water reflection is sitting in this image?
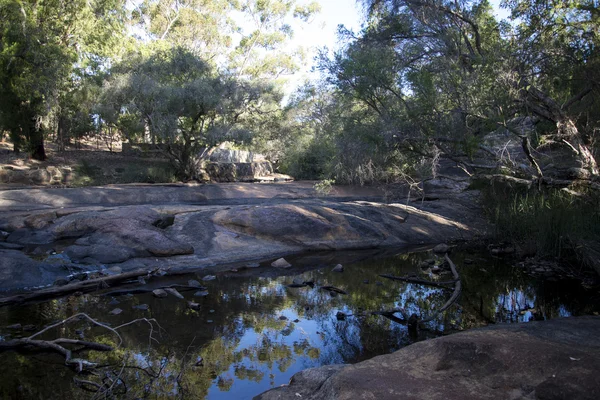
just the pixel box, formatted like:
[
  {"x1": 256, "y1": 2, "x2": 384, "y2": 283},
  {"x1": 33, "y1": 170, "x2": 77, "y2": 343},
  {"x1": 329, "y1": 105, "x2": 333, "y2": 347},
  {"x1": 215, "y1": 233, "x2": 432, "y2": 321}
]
[{"x1": 0, "y1": 250, "x2": 598, "y2": 399}]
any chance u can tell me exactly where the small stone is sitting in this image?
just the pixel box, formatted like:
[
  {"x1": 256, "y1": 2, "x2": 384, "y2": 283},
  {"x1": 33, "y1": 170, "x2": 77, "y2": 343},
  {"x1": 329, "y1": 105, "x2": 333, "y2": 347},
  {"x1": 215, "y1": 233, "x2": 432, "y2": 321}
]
[
  {"x1": 194, "y1": 290, "x2": 209, "y2": 297},
  {"x1": 271, "y1": 258, "x2": 292, "y2": 268},
  {"x1": 230, "y1": 268, "x2": 238, "y2": 272},
  {"x1": 202, "y1": 275, "x2": 216, "y2": 281},
  {"x1": 153, "y1": 289, "x2": 168, "y2": 298},
  {"x1": 137, "y1": 277, "x2": 146, "y2": 285},
  {"x1": 6, "y1": 323, "x2": 22, "y2": 330},
  {"x1": 279, "y1": 316, "x2": 288, "y2": 321},
  {"x1": 207, "y1": 320, "x2": 213, "y2": 323},
  {"x1": 431, "y1": 266, "x2": 441, "y2": 274},
  {"x1": 187, "y1": 301, "x2": 200, "y2": 310},
  {"x1": 132, "y1": 304, "x2": 149, "y2": 311},
  {"x1": 188, "y1": 280, "x2": 202, "y2": 288},
  {"x1": 195, "y1": 357, "x2": 204, "y2": 367},
  {"x1": 109, "y1": 308, "x2": 123, "y2": 315},
  {"x1": 332, "y1": 264, "x2": 344, "y2": 273},
  {"x1": 107, "y1": 266, "x2": 122, "y2": 275},
  {"x1": 209, "y1": 309, "x2": 215, "y2": 313},
  {"x1": 0, "y1": 230, "x2": 9, "y2": 241},
  {"x1": 163, "y1": 288, "x2": 184, "y2": 299},
  {"x1": 108, "y1": 298, "x2": 120, "y2": 306},
  {"x1": 293, "y1": 319, "x2": 300, "y2": 323},
  {"x1": 433, "y1": 244, "x2": 449, "y2": 253}
]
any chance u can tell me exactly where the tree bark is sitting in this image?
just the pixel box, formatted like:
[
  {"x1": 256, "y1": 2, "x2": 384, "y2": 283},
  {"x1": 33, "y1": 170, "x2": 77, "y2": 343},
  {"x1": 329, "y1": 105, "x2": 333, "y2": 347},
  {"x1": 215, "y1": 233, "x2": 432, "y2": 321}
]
[{"x1": 26, "y1": 118, "x2": 46, "y2": 161}]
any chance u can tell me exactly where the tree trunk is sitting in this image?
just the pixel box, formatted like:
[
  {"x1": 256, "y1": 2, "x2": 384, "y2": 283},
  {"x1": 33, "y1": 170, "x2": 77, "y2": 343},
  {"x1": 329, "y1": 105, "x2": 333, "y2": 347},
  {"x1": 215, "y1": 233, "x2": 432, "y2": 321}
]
[
  {"x1": 29, "y1": 128, "x2": 47, "y2": 161},
  {"x1": 557, "y1": 118, "x2": 598, "y2": 175}
]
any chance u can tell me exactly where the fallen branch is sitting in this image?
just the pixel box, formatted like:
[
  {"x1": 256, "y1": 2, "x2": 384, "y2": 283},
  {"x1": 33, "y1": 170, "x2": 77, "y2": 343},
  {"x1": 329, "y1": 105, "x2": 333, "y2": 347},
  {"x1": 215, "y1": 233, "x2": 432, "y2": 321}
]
[
  {"x1": 0, "y1": 269, "x2": 157, "y2": 307},
  {"x1": 419, "y1": 254, "x2": 462, "y2": 325},
  {"x1": 0, "y1": 312, "x2": 163, "y2": 374},
  {"x1": 379, "y1": 274, "x2": 458, "y2": 289},
  {"x1": 319, "y1": 286, "x2": 348, "y2": 295}
]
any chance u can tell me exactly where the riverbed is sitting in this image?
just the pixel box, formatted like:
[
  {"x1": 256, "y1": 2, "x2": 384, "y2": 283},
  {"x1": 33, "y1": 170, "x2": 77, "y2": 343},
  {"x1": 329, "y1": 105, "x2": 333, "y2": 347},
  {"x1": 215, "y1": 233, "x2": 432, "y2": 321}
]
[{"x1": 0, "y1": 248, "x2": 598, "y2": 399}]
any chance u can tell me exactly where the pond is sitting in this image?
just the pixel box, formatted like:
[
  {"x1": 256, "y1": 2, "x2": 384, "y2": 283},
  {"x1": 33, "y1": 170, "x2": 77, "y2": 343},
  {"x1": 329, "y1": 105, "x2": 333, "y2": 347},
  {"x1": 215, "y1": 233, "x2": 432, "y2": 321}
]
[{"x1": 0, "y1": 248, "x2": 598, "y2": 399}]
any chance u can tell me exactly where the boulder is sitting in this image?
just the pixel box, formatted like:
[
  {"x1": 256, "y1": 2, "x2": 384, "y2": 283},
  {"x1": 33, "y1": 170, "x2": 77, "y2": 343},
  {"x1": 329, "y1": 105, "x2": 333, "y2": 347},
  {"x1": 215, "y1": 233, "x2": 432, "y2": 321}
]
[
  {"x1": 271, "y1": 258, "x2": 292, "y2": 268},
  {"x1": 332, "y1": 264, "x2": 344, "y2": 272},
  {"x1": 0, "y1": 250, "x2": 64, "y2": 291},
  {"x1": 28, "y1": 169, "x2": 51, "y2": 185},
  {"x1": 255, "y1": 316, "x2": 600, "y2": 400},
  {"x1": 204, "y1": 162, "x2": 274, "y2": 182},
  {"x1": 433, "y1": 243, "x2": 449, "y2": 253}
]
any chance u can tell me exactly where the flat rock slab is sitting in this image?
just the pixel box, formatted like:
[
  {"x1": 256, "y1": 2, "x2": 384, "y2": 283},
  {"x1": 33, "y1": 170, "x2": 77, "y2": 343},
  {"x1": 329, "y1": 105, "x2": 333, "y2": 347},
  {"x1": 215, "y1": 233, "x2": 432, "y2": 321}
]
[
  {"x1": 0, "y1": 181, "x2": 489, "y2": 292},
  {"x1": 255, "y1": 316, "x2": 600, "y2": 400}
]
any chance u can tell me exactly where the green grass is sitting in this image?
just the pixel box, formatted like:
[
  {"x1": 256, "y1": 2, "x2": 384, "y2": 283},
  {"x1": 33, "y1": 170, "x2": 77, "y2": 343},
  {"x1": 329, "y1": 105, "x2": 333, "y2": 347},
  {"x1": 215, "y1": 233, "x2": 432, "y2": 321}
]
[{"x1": 483, "y1": 185, "x2": 600, "y2": 261}]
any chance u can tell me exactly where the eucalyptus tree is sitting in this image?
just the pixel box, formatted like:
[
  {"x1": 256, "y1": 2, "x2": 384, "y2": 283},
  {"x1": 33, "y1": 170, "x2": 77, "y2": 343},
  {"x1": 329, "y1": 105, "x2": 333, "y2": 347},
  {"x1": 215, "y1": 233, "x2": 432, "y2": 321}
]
[
  {"x1": 100, "y1": 46, "x2": 277, "y2": 179},
  {"x1": 501, "y1": 0, "x2": 600, "y2": 175},
  {"x1": 323, "y1": 0, "x2": 599, "y2": 179},
  {"x1": 319, "y1": 0, "x2": 507, "y2": 178},
  {"x1": 0, "y1": 0, "x2": 127, "y2": 160}
]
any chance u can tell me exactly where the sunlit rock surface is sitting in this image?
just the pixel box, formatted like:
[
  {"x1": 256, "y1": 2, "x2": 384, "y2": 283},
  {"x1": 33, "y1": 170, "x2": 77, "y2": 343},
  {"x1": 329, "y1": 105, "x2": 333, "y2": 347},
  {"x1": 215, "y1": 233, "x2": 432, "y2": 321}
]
[{"x1": 0, "y1": 181, "x2": 489, "y2": 291}]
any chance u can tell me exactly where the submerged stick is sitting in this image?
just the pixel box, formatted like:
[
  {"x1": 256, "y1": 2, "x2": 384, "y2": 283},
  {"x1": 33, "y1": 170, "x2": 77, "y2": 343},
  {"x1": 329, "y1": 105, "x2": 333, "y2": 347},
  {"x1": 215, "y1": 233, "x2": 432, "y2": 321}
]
[
  {"x1": 0, "y1": 269, "x2": 156, "y2": 307},
  {"x1": 419, "y1": 254, "x2": 462, "y2": 325},
  {"x1": 379, "y1": 274, "x2": 458, "y2": 289}
]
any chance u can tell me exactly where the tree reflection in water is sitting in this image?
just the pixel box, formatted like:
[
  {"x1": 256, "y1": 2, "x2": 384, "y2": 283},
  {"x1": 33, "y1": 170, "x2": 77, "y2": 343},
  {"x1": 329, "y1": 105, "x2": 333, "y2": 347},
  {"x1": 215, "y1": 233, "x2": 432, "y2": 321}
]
[{"x1": 0, "y1": 250, "x2": 598, "y2": 399}]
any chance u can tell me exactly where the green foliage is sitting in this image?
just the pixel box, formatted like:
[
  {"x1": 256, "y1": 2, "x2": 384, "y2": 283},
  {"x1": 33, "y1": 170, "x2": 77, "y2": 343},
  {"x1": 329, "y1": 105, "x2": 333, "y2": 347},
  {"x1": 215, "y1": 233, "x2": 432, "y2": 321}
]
[
  {"x1": 99, "y1": 46, "x2": 276, "y2": 179},
  {"x1": 0, "y1": 0, "x2": 127, "y2": 159},
  {"x1": 313, "y1": 179, "x2": 335, "y2": 196}
]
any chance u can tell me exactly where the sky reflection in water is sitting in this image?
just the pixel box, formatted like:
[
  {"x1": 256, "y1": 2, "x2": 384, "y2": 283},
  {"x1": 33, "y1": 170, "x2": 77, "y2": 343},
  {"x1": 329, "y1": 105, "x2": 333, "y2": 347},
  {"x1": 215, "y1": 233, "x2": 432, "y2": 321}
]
[{"x1": 0, "y1": 249, "x2": 598, "y2": 399}]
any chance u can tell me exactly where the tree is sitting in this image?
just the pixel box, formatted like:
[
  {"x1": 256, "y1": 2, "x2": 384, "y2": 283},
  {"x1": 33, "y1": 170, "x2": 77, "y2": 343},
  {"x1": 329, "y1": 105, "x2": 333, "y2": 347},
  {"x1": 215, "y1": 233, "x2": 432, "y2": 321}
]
[
  {"x1": 0, "y1": 0, "x2": 126, "y2": 160},
  {"x1": 502, "y1": 0, "x2": 600, "y2": 175},
  {"x1": 316, "y1": 0, "x2": 599, "y2": 181},
  {"x1": 100, "y1": 46, "x2": 276, "y2": 179}
]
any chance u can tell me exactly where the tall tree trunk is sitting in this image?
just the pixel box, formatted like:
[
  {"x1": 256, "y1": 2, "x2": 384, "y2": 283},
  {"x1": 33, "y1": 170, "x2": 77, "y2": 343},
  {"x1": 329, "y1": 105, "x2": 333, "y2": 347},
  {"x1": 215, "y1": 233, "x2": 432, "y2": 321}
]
[{"x1": 27, "y1": 119, "x2": 46, "y2": 161}]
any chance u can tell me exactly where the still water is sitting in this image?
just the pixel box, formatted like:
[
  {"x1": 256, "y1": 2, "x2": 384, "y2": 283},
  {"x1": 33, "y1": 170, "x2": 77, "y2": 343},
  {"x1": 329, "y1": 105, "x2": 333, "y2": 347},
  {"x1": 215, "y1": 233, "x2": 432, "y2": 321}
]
[{"x1": 0, "y1": 249, "x2": 598, "y2": 399}]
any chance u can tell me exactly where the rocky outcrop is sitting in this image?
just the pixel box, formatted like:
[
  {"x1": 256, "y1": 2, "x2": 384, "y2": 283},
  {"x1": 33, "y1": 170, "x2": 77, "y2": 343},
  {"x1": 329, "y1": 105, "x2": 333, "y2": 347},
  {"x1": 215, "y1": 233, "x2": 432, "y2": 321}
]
[
  {"x1": 0, "y1": 250, "x2": 71, "y2": 291},
  {"x1": 5, "y1": 206, "x2": 194, "y2": 265},
  {"x1": 255, "y1": 316, "x2": 600, "y2": 400},
  {"x1": 0, "y1": 165, "x2": 71, "y2": 186},
  {"x1": 0, "y1": 182, "x2": 489, "y2": 291},
  {"x1": 211, "y1": 201, "x2": 476, "y2": 249},
  {"x1": 195, "y1": 146, "x2": 291, "y2": 182},
  {"x1": 205, "y1": 161, "x2": 274, "y2": 182}
]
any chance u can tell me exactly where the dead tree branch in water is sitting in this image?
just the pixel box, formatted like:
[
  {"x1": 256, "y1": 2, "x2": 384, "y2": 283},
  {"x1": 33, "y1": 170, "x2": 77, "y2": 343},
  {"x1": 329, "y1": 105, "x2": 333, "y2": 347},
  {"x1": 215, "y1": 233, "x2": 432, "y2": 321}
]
[
  {"x1": 379, "y1": 274, "x2": 458, "y2": 289},
  {"x1": 0, "y1": 313, "x2": 163, "y2": 373},
  {"x1": 0, "y1": 268, "x2": 159, "y2": 307},
  {"x1": 418, "y1": 254, "x2": 462, "y2": 325}
]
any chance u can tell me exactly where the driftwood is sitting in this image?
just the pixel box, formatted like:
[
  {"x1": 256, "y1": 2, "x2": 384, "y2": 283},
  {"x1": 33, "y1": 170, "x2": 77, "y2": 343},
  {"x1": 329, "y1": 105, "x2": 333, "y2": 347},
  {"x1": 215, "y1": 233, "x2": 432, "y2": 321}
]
[
  {"x1": 319, "y1": 286, "x2": 348, "y2": 295},
  {"x1": 0, "y1": 268, "x2": 157, "y2": 307},
  {"x1": 419, "y1": 254, "x2": 462, "y2": 325},
  {"x1": 100, "y1": 283, "x2": 207, "y2": 297},
  {"x1": 0, "y1": 313, "x2": 163, "y2": 373},
  {"x1": 379, "y1": 274, "x2": 458, "y2": 289}
]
